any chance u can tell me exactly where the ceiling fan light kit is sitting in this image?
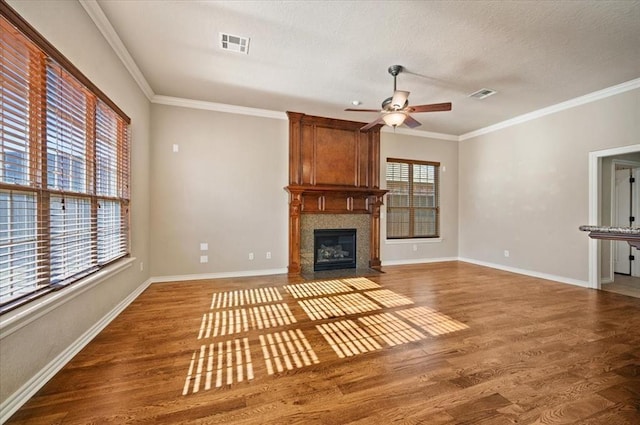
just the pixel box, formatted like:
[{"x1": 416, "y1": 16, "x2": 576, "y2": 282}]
[
  {"x1": 345, "y1": 64, "x2": 452, "y2": 131},
  {"x1": 382, "y1": 111, "x2": 407, "y2": 127}
]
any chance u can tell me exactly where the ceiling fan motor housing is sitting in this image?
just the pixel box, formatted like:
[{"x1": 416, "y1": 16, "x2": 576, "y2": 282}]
[
  {"x1": 388, "y1": 65, "x2": 403, "y2": 77},
  {"x1": 381, "y1": 97, "x2": 408, "y2": 111}
]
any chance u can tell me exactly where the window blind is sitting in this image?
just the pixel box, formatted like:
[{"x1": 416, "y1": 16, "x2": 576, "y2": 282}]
[
  {"x1": 0, "y1": 8, "x2": 130, "y2": 312},
  {"x1": 386, "y1": 158, "x2": 440, "y2": 239}
]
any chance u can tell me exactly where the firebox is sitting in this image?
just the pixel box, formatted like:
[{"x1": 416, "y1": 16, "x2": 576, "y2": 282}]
[{"x1": 313, "y1": 229, "x2": 357, "y2": 271}]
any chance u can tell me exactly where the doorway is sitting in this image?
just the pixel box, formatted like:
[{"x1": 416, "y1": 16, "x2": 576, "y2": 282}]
[
  {"x1": 588, "y1": 145, "x2": 640, "y2": 297},
  {"x1": 613, "y1": 165, "x2": 639, "y2": 276}
]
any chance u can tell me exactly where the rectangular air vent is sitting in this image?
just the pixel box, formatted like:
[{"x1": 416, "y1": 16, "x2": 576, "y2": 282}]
[
  {"x1": 468, "y1": 88, "x2": 497, "y2": 99},
  {"x1": 219, "y1": 33, "x2": 250, "y2": 54}
]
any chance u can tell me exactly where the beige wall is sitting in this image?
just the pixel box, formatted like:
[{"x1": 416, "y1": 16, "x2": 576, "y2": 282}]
[
  {"x1": 148, "y1": 106, "x2": 462, "y2": 275},
  {"x1": 1, "y1": 0, "x2": 151, "y2": 406},
  {"x1": 1, "y1": 0, "x2": 638, "y2": 413},
  {"x1": 149, "y1": 105, "x2": 289, "y2": 277},
  {"x1": 459, "y1": 89, "x2": 640, "y2": 282},
  {"x1": 380, "y1": 132, "x2": 459, "y2": 263}
]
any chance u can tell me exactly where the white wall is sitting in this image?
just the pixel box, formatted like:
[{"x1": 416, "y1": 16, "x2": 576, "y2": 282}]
[
  {"x1": 1, "y1": 0, "x2": 151, "y2": 410},
  {"x1": 459, "y1": 89, "x2": 640, "y2": 283},
  {"x1": 149, "y1": 105, "x2": 289, "y2": 278},
  {"x1": 380, "y1": 132, "x2": 459, "y2": 263}
]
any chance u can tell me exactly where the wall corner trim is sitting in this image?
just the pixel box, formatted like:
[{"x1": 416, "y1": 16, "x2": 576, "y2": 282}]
[
  {"x1": 459, "y1": 78, "x2": 640, "y2": 141},
  {"x1": 381, "y1": 126, "x2": 458, "y2": 141},
  {"x1": 79, "y1": 0, "x2": 155, "y2": 100},
  {"x1": 149, "y1": 268, "x2": 289, "y2": 284},
  {"x1": 458, "y1": 257, "x2": 590, "y2": 288},
  {"x1": 151, "y1": 95, "x2": 288, "y2": 121},
  {"x1": 382, "y1": 257, "x2": 458, "y2": 266}
]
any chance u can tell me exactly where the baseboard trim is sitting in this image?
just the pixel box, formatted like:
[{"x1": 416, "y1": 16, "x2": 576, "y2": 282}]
[
  {"x1": 458, "y1": 257, "x2": 590, "y2": 288},
  {"x1": 382, "y1": 257, "x2": 459, "y2": 266},
  {"x1": 150, "y1": 268, "x2": 289, "y2": 284},
  {"x1": 0, "y1": 278, "x2": 153, "y2": 425}
]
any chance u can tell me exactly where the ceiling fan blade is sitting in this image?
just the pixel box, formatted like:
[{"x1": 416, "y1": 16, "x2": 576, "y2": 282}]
[
  {"x1": 345, "y1": 108, "x2": 381, "y2": 112},
  {"x1": 360, "y1": 117, "x2": 383, "y2": 131},
  {"x1": 390, "y1": 90, "x2": 410, "y2": 109},
  {"x1": 403, "y1": 115, "x2": 422, "y2": 128},
  {"x1": 409, "y1": 102, "x2": 452, "y2": 113}
]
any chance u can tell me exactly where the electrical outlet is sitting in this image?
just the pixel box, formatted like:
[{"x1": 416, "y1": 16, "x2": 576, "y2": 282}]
[
  {"x1": 172, "y1": 144, "x2": 179, "y2": 153},
  {"x1": 412, "y1": 244, "x2": 418, "y2": 252},
  {"x1": 200, "y1": 255, "x2": 208, "y2": 263},
  {"x1": 504, "y1": 250, "x2": 510, "y2": 258},
  {"x1": 266, "y1": 251, "x2": 271, "y2": 259},
  {"x1": 200, "y1": 242, "x2": 208, "y2": 251},
  {"x1": 249, "y1": 252, "x2": 254, "y2": 260}
]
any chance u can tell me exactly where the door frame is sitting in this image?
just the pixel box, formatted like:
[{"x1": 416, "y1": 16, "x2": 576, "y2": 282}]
[
  {"x1": 609, "y1": 160, "x2": 640, "y2": 280},
  {"x1": 589, "y1": 144, "x2": 640, "y2": 289}
]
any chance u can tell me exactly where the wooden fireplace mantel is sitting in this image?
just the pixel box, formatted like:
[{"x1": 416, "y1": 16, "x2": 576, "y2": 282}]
[
  {"x1": 285, "y1": 112, "x2": 388, "y2": 275},
  {"x1": 285, "y1": 185, "x2": 388, "y2": 214}
]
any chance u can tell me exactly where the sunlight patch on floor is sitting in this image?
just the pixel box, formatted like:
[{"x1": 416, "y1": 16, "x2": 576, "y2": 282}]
[
  {"x1": 210, "y1": 287, "x2": 282, "y2": 308},
  {"x1": 182, "y1": 277, "x2": 469, "y2": 395}
]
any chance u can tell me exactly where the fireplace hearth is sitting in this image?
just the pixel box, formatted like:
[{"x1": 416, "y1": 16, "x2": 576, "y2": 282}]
[{"x1": 314, "y1": 229, "x2": 356, "y2": 271}]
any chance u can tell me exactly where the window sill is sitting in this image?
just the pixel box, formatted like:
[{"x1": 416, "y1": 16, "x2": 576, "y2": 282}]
[
  {"x1": 0, "y1": 257, "x2": 135, "y2": 338},
  {"x1": 385, "y1": 238, "x2": 443, "y2": 244}
]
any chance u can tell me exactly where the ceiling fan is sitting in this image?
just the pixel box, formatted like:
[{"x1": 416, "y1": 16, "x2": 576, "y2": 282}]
[{"x1": 345, "y1": 65, "x2": 452, "y2": 131}]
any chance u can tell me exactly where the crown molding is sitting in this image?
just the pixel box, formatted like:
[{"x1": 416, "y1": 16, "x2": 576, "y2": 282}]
[
  {"x1": 79, "y1": 0, "x2": 155, "y2": 101},
  {"x1": 152, "y1": 95, "x2": 288, "y2": 120},
  {"x1": 460, "y1": 78, "x2": 640, "y2": 141},
  {"x1": 381, "y1": 126, "x2": 458, "y2": 141},
  {"x1": 82, "y1": 0, "x2": 638, "y2": 140}
]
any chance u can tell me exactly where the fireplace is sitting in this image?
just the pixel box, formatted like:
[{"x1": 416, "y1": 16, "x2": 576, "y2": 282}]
[
  {"x1": 314, "y1": 229, "x2": 356, "y2": 271},
  {"x1": 285, "y1": 112, "x2": 387, "y2": 275}
]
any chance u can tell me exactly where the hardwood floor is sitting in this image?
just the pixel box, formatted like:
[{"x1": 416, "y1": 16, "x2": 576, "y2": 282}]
[
  {"x1": 602, "y1": 274, "x2": 640, "y2": 298},
  {"x1": 6, "y1": 262, "x2": 640, "y2": 424}
]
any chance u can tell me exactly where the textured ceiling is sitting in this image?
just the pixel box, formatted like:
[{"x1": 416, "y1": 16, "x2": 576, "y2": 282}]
[{"x1": 95, "y1": 0, "x2": 640, "y2": 136}]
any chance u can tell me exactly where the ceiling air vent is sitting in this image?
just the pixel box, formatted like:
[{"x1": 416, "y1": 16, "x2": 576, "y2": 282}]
[
  {"x1": 468, "y1": 88, "x2": 497, "y2": 100},
  {"x1": 219, "y1": 33, "x2": 250, "y2": 54}
]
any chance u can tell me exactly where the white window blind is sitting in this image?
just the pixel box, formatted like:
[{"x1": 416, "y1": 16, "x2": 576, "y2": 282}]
[
  {"x1": 386, "y1": 158, "x2": 440, "y2": 239},
  {"x1": 0, "y1": 8, "x2": 130, "y2": 312}
]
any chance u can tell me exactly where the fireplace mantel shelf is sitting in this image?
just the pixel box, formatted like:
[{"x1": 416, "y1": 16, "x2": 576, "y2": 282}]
[
  {"x1": 285, "y1": 185, "x2": 387, "y2": 215},
  {"x1": 286, "y1": 185, "x2": 388, "y2": 196}
]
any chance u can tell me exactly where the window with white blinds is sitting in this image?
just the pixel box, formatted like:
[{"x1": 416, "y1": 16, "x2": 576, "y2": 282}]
[
  {"x1": 0, "y1": 7, "x2": 130, "y2": 312},
  {"x1": 386, "y1": 158, "x2": 440, "y2": 239}
]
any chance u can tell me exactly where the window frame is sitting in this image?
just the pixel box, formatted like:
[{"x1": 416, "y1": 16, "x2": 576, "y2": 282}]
[
  {"x1": 385, "y1": 157, "x2": 440, "y2": 240},
  {"x1": 1, "y1": 2, "x2": 131, "y2": 313}
]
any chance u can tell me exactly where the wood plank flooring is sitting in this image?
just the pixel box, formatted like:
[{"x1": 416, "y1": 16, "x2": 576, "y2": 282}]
[
  {"x1": 6, "y1": 261, "x2": 640, "y2": 424},
  {"x1": 602, "y1": 274, "x2": 640, "y2": 298}
]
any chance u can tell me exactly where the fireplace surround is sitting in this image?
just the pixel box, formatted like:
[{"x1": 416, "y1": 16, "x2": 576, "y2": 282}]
[
  {"x1": 285, "y1": 112, "x2": 387, "y2": 276},
  {"x1": 300, "y1": 214, "x2": 370, "y2": 274}
]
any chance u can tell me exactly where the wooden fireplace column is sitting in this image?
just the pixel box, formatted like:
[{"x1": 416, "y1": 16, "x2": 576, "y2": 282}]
[{"x1": 285, "y1": 112, "x2": 388, "y2": 276}]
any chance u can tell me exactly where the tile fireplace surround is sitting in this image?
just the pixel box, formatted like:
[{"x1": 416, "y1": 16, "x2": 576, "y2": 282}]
[{"x1": 301, "y1": 214, "x2": 370, "y2": 274}]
